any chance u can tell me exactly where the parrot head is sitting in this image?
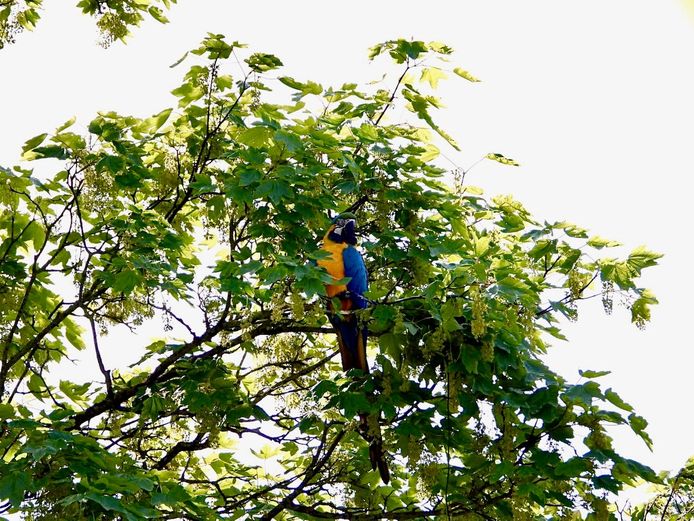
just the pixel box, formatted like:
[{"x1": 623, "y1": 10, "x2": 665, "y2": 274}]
[{"x1": 328, "y1": 212, "x2": 357, "y2": 245}]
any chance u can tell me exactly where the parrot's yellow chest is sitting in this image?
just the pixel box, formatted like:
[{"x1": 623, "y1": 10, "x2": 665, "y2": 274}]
[{"x1": 318, "y1": 235, "x2": 348, "y2": 297}]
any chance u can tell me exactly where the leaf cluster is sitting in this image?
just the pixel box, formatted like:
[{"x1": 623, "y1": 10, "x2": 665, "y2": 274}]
[{"x1": 0, "y1": 0, "x2": 176, "y2": 49}]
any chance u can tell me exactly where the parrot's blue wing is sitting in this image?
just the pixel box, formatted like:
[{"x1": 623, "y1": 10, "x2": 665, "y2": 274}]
[
  {"x1": 329, "y1": 245, "x2": 368, "y2": 372},
  {"x1": 343, "y1": 246, "x2": 368, "y2": 309}
]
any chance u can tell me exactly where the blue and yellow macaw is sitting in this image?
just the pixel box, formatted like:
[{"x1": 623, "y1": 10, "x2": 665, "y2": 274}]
[
  {"x1": 319, "y1": 212, "x2": 390, "y2": 484},
  {"x1": 317, "y1": 213, "x2": 369, "y2": 373}
]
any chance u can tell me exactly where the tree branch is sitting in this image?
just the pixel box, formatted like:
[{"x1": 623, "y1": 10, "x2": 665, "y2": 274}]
[
  {"x1": 260, "y1": 426, "x2": 345, "y2": 520},
  {"x1": 154, "y1": 432, "x2": 209, "y2": 470}
]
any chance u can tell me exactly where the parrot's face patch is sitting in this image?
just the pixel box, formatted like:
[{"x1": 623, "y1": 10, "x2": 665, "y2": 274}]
[
  {"x1": 332, "y1": 218, "x2": 354, "y2": 236},
  {"x1": 332, "y1": 218, "x2": 357, "y2": 245}
]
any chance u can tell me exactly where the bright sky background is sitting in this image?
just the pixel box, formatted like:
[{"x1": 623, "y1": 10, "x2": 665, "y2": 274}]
[{"x1": 1, "y1": 0, "x2": 694, "y2": 501}]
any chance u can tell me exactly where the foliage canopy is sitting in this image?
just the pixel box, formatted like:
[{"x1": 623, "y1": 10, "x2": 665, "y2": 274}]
[
  {"x1": 0, "y1": 0, "x2": 175, "y2": 48},
  {"x1": 0, "y1": 35, "x2": 662, "y2": 520}
]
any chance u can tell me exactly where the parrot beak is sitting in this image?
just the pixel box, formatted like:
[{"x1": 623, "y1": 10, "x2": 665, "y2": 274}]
[{"x1": 342, "y1": 219, "x2": 357, "y2": 244}]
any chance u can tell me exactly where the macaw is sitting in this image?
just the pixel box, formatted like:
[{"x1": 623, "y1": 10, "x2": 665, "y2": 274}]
[
  {"x1": 318, "y1": 212, "x2": 390, "y2": 484},
  {"x1": 318, "y1": 213, "x2": 369, "y2": 372}
]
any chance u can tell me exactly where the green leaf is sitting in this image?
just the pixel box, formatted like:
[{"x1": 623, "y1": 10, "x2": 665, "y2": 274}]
[
  {"x1": 138, "y1": 108, "x2": 173, "y2": 133},
  {"x1": 22, "y1": 133, "x2": 48, "y2": 154},
  {"x1": 25, "y1": 221, "x2": 46, "y2": 250},
  {"x1": 215, "y1": 74, "x2": 234, "y2": 90},
  {"x1": 239, "y1": 169, "x2": 262, "y2": 186},
  {"x1": 171, "y1": 82, "x2": 205, "y2": 107},
  {"x1": 528, "y1": 239, "x2": 557, "y2": 261},
  {"x1": 151, "y1": 484, "x2": 190, "y2": 506},
  {"x1": 261, "y1": 265, "x2": 288, "y2": 285},
  {"x1": 85, "y1": 493, "x2": 126, "y2": 514},
  {"x1": 312, "y1": 380, "x2": 338, "y2": 399},
  {"x1": 555, "y1": 221, "x2": 588, "y2": 238},
  {"x1": 604, "y1": 388, "x2": 633, "y2": 412},
  {"x1": 193, "y1": 34, "x2": 236, "y2": 59},
  {"x1": 142, "y1": 395, "x2": 166, "y2": 419},
  {"x1": 27, "y1": 373, "x2": 45, "y2": 398},
  {"x1": 453, "y1": 67, "x2": 481, "y2": 82},
  {"x1": 428, "y1": 41, "x2": 454, "y2": 55},
  {"x1": 587, "y1": 236, "x2": 621, "y2": 249},
  {"x1": 420, "y1": 67, "x2": 447, "y2": 88},
  {"x1": 237, "y1": 127, "x2": 274, "y2": 148},
  {"x1": 65, "y1": 323, "x2": 86, "y2": 350},
  {"x1": 238, "y1": 260, "x2": 262, "y2": 275},
  {"x1": 599, "y1": 259, "x2": 633, "y2": 290},
  {"x1": 96, "y1": 155, "x2": 125, "y2": 174},
  {"x1": 629, "y1": 413, "x2": 653, "y2": 450},
  {"x1": 53, "y1": 132, "x2": 85, "y2": 150},
  {"x1": 621, "y1": 458, "x2": 656, "y2": 482},
  {"x1": 579, "y1": 369, "x2": 611, "y2": 379},
  {"x1": 295, "y1": 276, "x2": 325, "y2": 297},
  {"x1": 169, "y1": 51, "x2": 189, "y2": 68},
  {"x1": 274, "y1": 130, "x2": 302, "y2": 152},
  {"x1": 555, "y1": 457, "x2": 591, "y2": 478},
  {"x1": 59, "y1": 380, "x2": 90, "y2": 403},
  {"x1": 486, "y1": 152, "x2": 519, "y2": 166},
  {"x1": 403, "y1": 87, "x2": 460, "y2": 150},
  {"x1": 340, "y1": 392, "x2": 371, "y2": 418},
  {"x1": 474, "y1": 235, "x2": 491, "y2": 257},
  {"x1": 252, "y1": 405, "x2": 270, "y2": 421},
  {"x1": 31, "y1": 145, "x2": 69, "y2": 160},
  {"x1": 563, "y1": 381, "x2": 603, "y2": 407},
  {"x1": 592, "y1": 474, "x2": 621, "y2": 493},
  {"x1": 627, "y1": 246, "x2": 663, "y2": 274},
  {"x1": 16, "y1": 8, "x2": 40, "y2": 30},
  {"x1": 279, "y1": 76, "x2": 322, "y2": 97},
  {"x1": 0, "y1": 471, "x2": 31, "y2": 508},
  {"x1": 418, "y1": 143, "x2": 440, "y2": 162},
  {"x1": 382, "y1": 39, "x2": 429, "y2": 62},
  {"x1": 112, "y1": 269, "x2": 142, "y2": 293},
  {"x1": 245, "y1": 53, "x2": 283, "y2": 72},
  {"x1": 278, "y1": 76, "x2": 305, "y2": 90},
  {"x1": 55, "y1": 116, "x2": 77, "y2": 133},
  {"x1": 256, "y1": 179, "x2": 292, "y2": 203},
  {"x1": 379, "y1": 332, "x2": 403, "y2": 363},
  {"x1": 0, "y1": 404, "x2": 14, "y2": 419},
  {"x1": 631, "y1": 289, "x2": 658, "y2": 327},
  {"x1": 148, "y1": 5, "x2": 169, "y2": 23}
]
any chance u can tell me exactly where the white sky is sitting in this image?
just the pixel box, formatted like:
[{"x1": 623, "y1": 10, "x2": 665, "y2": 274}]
[{"x1": 1, "y1": 0, "x2": 693, "y2": 494}]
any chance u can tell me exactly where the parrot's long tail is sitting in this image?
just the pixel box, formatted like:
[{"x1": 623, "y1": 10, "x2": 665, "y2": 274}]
[
  {"x1": 359, "y1": 413, "x2": 390, "y2": 484},
  {"x1": 327, "y1": 300, "x2": 389, "y2": 483}
]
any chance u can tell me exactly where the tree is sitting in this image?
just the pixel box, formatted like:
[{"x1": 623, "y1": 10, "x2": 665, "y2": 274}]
[
  {"x1": 0, "y1": 34, "x2": 662, "y2": 520},
  {"x1": 0, "y1": 0, "x2": 175, "y2": 49}
]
